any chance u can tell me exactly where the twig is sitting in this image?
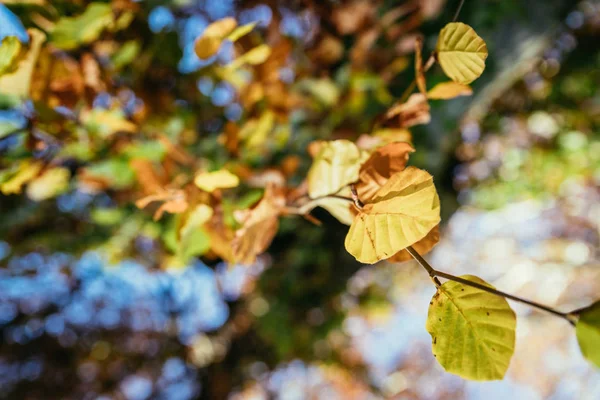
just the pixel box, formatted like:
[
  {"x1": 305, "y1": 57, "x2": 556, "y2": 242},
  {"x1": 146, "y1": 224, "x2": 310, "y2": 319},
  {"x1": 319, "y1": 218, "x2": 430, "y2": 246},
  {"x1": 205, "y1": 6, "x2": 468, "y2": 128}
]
[
  {"x1": 406, "y1": 245, "x2": 577, "y2": 326},
  {"x1": 452, "y1": 0, "x2": 466, "y2": 22}
]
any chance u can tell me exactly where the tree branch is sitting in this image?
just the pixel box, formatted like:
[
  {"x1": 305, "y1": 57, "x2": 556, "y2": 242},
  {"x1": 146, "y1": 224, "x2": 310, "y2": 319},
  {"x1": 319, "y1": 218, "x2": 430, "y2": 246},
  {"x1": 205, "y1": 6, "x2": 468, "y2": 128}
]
[{"x1": 407, "y1": 245, "x2": 577, "y2": 326}]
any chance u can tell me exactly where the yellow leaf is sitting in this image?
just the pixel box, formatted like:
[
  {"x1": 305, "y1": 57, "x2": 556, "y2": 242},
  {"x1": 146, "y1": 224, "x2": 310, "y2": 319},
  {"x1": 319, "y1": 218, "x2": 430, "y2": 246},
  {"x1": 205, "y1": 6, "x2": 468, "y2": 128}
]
[
  {"x1": 194, "y1": 17, "x2": 238, "y2": 60},
  {"x1": 344, "y1": 167, "x2": 441, "y2": 264},
  {"x1": 0, "y1": 160, "x2": 43, "y2": 195},
  {"x1": 436, "y1": 22, "x2": 488, "y2": 84},
  {"x1": 226, "y1": 21, "x2": 258, "y2": 42},
  {"x1": 81, "y1": 108, "x2": 137, "y2": 137},
  {"x1": 427, "y1": 81, "x2": 473, "y2": 99},
  {"x1": 0, "y1": 29, "x2": 46, "y2": 97},
  {"x1": 195, "y1": 35, "x2": 223, "y2": 60},
  {"x1": 356, "y1": 142, "x2": 415, "y2": 203},
  {"x1": 194, "y1": 169, "x2": 240, "y2": 193},
  {"x1": 313, "y1": 196, "x2": 355, "y2": 226},
  {"x1": 307, "y1": 140, "x2": 367, "y2": 199},
  {"x1": 387, "y1": 224, "x2": 440, "y2": 262},
  {"x1": 26, "y1": 167, "x2": 70, "y2": 201},
  {"x1": 180, "y1": 204, "x2": 213, "y2": 239},
  {"x1": 229, "y1": 44, "x2": 271, "y2": 68},
  {"x1": 232, "y1": 184, "x2": 285, "y2": 264}
]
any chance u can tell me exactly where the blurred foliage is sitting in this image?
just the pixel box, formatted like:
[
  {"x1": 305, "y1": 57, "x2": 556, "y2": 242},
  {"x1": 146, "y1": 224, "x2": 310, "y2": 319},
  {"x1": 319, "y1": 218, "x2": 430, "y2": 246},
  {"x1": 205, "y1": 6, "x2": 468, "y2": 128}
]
[{"x1": 0, "y1": 0, "x2": 599, "y2": 399}]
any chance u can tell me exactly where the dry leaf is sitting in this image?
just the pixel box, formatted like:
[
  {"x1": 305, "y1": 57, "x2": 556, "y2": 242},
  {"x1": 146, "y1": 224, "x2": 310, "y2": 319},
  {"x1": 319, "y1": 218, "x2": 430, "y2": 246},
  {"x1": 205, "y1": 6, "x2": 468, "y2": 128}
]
[
  {"x1": 356, "y1": 142, "x2": 415, "y2": 203},
  {"x1": 387, "y1": 224, "x2": 440, "y2": 262},
  {"x1": 136, "y1": 189, "x2": 188, "y2": 220},
  {"x1": 331, "y1": 1, "x2": 374, "y2": 35},
  {"x1": 345, "y1": 167, "x2": 441, "y2": 264},
  {"x1": 232, "y1": 184, "x2": 286, "y2": 265},
  {"x1": 385, "y1": 93, "x2": 430, "y2": 128},
  {"x1": 415, "y1": 36, "x2": 426, "y2": 94},
  {"x1": 427, "y1": 81, "x2": 472, "y2": 100}
]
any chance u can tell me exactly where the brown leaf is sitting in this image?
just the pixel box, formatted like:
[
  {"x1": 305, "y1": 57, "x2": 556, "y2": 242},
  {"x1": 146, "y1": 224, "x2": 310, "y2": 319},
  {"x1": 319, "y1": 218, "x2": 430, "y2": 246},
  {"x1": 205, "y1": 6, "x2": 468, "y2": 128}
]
[
  {"x1": 385, "y1": 93, "x2": 430, "y2": 128},
  {"x1": 130, "y1": 159, "x2": 165, "y2": 194},
  {"x1": 415, "y1": 36, "x2": 426, "y2": 95},
  {"x1": 232, "y1": 184, "x2": 286, "y2": 265},
  {"x1": 356, "y1": 142, "x2": 415, "y2": 203},
  {"x1": 331, "y1": 1, "x2": 374, "y2": 35},
  {"x1": 135, "y1": 189, "x2": 188, "y2": 220},
  {"x1": 81, "y1": 52, "x2": 104, "y2": 92},
  {"x1": 387, "y1": 224, "x2": 440, "y2": 262}
]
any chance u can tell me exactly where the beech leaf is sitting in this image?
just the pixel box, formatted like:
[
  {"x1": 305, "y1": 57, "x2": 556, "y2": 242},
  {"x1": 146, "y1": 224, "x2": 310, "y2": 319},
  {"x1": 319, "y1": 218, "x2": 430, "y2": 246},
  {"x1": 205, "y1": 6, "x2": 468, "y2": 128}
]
[
  {"x1": 194, "y1": 17, "x2": 237, "y2": 60},
  {"x1": 415, "y1": 36, "x2": 426, "y2": 95},
  {"x1": 426, "y1": 275, "x2": 516, "y2": 380},
  {"x1": 436, "y1": 22, "x2": 488, "y2": 84},
  {"x1": 356, "y1": 141, "x2": 415, "y2": 203},
  {"x1": 385, "y1": 93, "x2": 431, "y2": 128},
  {"x1": 576, "y1": 301, "x2": 600, "y2": 368},
  {"x1": 427, "y1": 81, "x2": 473, "y2": 100},
  {"x1": 232, "y1": 184, "x2": 285, "y2": 265},
  {"x1": 307, "y1": 140, "x2": 367, "y2": 199},
  {"x1": 344, "y1": 166, "x2": 441, "y2": 264},
  {"x1": 0, "y1": 36, "x2": 21, "y2": 76},
  {"x1": 387, "y1": 224, "x2": 440, "y2": 262}
]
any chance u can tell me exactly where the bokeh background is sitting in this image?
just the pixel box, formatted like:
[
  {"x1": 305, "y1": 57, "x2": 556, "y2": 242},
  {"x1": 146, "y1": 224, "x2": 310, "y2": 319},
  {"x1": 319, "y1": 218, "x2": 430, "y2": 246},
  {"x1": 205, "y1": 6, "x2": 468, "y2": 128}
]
[{"x1": 0, "y1": 0, "x2": 599, "y2": 399}]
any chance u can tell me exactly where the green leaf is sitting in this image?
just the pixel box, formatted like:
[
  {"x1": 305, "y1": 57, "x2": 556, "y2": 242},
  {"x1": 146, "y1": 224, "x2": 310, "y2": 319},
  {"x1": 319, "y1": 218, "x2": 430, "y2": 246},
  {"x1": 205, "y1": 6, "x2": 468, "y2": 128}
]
[
  {"x1": 51, "y1": 3, "x2": 114, "y2": 50},
  {"x1": 576, "y1": 301, "x2": 600, "y2": 368},
  {"x1": 436, "y1": 22, "x2": 488, "y2": 84},
  {"x1": 426, "y1": 275, "x2": 516, "y2": 381},
  {"x1": 0, "y1": 36, "x2": 22, "y2": 76},
  {"x1": 84, "y1": 159, "x2": 135, "y2": 189}
]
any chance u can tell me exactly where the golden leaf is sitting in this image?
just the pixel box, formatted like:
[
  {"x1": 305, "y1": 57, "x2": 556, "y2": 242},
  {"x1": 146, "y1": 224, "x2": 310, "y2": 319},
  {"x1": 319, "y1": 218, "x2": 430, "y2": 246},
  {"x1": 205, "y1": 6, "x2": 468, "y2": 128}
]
[
  {"x1": 436, "y1": 22, "x2": 488, "y2": 84},
  {"x1": 232, "y1": 184, "x2": 286, "y2": 265},
  {"x1": 0, "y1": 160, "x2": 43, "y2": 195},
  {"x1": 387, "y1": 224, "x2": 440, "y2": 262},
  {"x1": 26, "y1": 167, "x2": 70, "y2": 201},
  {"x1": 356, "y1": 141, "x2": 415, "y2": 203},
  {"x1": 307, "y1": 140, "x2": 368, "y2": 199},
  {"x1": 0, "y1": 29, "x2": 46, "y2": 97},
  {"x1": 194, "y1": 17, "x2": 237, "y2": 60},
  {"x1": 427, "y1": 81, "x2": 473, "y2": 99},
  {"x1": 194, "y1": 169, "x2": 240, "y2": 193},
  {"x1": 136, "y1": 189, "x2": 189, "y2": 220},
  {"x1": 345, "y1": 167, "x2": 441, "y2": 264}
]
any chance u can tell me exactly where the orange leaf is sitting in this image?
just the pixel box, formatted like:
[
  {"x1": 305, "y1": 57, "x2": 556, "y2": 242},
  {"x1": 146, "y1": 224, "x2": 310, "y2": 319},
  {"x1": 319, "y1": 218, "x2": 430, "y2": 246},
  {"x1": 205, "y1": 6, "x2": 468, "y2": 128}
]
[
  {"x1": 356, "y1": 142, "x2": 415, "y2": 203},
  {"x1": 232, "y1": 184, "x2": 286, "y2": 265},
  {"x1": 386, "y1": 93, "x2": 430, "y2": 128}
]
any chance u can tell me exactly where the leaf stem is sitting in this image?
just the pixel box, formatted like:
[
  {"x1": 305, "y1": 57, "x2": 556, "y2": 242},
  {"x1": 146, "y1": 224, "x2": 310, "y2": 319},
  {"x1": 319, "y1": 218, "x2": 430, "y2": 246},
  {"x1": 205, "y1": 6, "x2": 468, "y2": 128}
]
[
  {"x1": 406, "y1": 245, "x2": 577, "y2": 326},
  {"x1": 452, "y1": 0, "x2": 466, "y2": 22}
]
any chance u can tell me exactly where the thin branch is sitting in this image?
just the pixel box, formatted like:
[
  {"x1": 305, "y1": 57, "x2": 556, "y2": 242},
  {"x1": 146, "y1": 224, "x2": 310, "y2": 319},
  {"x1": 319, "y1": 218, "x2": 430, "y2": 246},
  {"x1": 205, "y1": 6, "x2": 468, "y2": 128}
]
[
  {"x1": 406, "y1": 245, "x2": 577, "y2": 326},
  {"x1": 406, "y1": 246, "x2": 441, "y2": 287},
  {"x1": 452, "y1": 0, "x2": 466, "y2": 22}
]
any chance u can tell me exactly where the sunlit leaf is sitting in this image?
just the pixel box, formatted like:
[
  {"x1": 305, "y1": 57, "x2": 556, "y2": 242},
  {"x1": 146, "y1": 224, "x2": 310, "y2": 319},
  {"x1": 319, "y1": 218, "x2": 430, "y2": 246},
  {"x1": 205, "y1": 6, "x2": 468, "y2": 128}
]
[
  {"x1": 194, "y1": 169, "x2": 240, "y2": 193},
  {"x1": 436, "y1": 22, "x2": 488, "y2": 84},
  {"x1": 356, "y1": 141, "x2": 415, "y2": 203},
  {"x1": 387, "y1": 224, "x2": 439, "y2": 262},
  {"x1": 232, "y1": 184, "x2": 285, "y2": 265},
  {"x1": 0, "y1": 160, "x2": 42, "y2": 195},
  {"x1": 136, "y1": 189, "x2": 189, "y2": 221},
  {"x1": 427, "y1": 81, "x2": 473, "y2": 99},
  {"x1": 307, "y1": 140, "x2": 367, "y2": 199},
  {"x1": 576, "y1": 301, "x2": 600, "y2": 368},
  {"x1": 344, "y1": 167, "x2": 440, "y2": 263},
  {"x1": 313, "y1": 196, "x2": 355, "y2": 226},
  {"x1": 0, "y1": 36, "x2": 21, "y2": 76},
  {"x1": 226, "y1": 21, "x2": 258, "y2": 42},
  {"x1": 426, "y1": 275, "x2": 516, "y2": 380},
  {"x1": 194, "y1": 17, "x2": 237, "y2": 60},
  {"x1": 81, "y1": 159, "x2": 135, "y2": 190},
  {"x1": 51, "y1": 3, "x2": 114, "y2": 50},
  {"x1": 229, "y1": 44, "x2": 272, "y2": 68},
  {"x1": 81, "y1": 108, "x2": 137, "y2": 137},
  {"x1": 26, "y1": 167, "x2": 70, "y2": 201},
  {"x1": 179, "y1": 204, "x2": 214, "y2": 262},
  {"x1": 0, "y1": 29, "x2": 45, "y2": 97}
]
